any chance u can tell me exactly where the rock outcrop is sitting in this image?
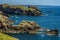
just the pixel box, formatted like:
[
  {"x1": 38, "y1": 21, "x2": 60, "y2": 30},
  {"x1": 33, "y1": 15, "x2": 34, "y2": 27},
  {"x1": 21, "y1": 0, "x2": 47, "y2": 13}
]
[
  {"x1": 17, "y1": 20, "x2": 41, "y2": 34},
  {"x1": 46, "y1": 29, "x2": 58, "y2": 35},
  {"x1": 44, "y1": 28, "x2": 58, "y2": 35}
]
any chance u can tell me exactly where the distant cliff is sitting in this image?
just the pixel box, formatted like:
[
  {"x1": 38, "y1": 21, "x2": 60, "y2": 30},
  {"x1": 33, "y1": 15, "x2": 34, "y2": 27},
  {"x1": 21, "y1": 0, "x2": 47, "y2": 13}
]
[{"x1": 0, "y1": 4, "x2": 42, "y2": 16}]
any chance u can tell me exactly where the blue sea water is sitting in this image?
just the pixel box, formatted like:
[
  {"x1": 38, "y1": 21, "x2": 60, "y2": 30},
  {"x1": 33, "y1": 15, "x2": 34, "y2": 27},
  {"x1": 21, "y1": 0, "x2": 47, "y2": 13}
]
[{"x1": 8, "y1": 6, "x2": 60, "y2": 40}]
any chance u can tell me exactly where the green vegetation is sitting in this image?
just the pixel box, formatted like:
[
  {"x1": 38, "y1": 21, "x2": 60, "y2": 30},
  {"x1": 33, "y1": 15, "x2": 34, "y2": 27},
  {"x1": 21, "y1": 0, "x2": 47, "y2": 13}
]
[
  {"x1": 2, "y1": 4, "x2": 33, "y2": 10},
  {"x1": 0, "y1": 32, "x2": 18, "y2": 40}
]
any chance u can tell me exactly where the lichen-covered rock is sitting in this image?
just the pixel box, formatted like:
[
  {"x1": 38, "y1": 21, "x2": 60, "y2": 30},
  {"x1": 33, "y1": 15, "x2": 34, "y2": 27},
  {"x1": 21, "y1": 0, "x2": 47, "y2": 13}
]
[{"x1": 18, "y1": 20, "x2": 41, "y2": 34}]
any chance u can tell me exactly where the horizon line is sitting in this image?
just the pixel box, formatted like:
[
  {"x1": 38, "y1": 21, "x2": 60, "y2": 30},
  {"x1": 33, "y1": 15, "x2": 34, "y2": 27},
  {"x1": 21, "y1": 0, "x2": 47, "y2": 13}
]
[{"x1": 0, "y1": 3, "x2": 60, "y2": 6}]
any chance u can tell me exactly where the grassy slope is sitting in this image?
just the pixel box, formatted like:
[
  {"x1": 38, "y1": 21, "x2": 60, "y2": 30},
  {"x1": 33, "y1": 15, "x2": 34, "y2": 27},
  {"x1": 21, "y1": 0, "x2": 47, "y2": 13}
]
[
  {"x1": 2, "y1": 4, "x2": 32, "y2": 10},
  {"x1": 0, "y1": 32, "x2": 19, "y2": 40}
]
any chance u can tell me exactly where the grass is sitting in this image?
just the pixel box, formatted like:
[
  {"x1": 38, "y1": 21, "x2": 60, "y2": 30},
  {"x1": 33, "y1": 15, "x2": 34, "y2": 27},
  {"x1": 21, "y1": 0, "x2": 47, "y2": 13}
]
[
  {"x1": 2, "y1": 4, "x2": 33, "y2": 10},
  {"x1": 0, "y1": 32, "x2": 19, "y2": 40}
]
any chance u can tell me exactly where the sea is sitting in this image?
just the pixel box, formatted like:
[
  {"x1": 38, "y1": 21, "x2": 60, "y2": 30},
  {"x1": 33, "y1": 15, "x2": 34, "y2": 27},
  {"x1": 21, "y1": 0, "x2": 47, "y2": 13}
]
[{"x1": 7, "y1": 5, "x2": 60, "y2": 40}]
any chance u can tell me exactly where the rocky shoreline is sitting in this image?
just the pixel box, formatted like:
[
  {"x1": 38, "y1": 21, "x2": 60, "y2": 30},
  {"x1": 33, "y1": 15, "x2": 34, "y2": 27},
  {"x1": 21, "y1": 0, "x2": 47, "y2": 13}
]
[
  {"x1": 0, "y1": 20, "x2": 41, "y2": 34},
  {"x1": 0, "y1": 9, "x2": 58, "y2": 36},
  {"x1": 0, "y1": 12, "x2": 41, "y2": 34}
]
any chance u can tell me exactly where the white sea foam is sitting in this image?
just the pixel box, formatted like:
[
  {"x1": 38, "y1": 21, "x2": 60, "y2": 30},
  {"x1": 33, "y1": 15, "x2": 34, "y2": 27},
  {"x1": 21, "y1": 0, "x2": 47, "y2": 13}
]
[
  {"x1": 16, "y1": 20, "x2": 18, "y2": 22},
  {"x1": 45, "y1": 14, "x2": 48, "y2": 16},
  {"x1": 36, "y1": 32, "x2": 42, "y2": 34},
  {"x1": 15, "y1": 16, "x2": 19, "y2": 18},
  {"x1": 41, "y1": 34, "x2": 44, "y2": 37},
  {"x1": 41, "y1": 14, "x2": 48, "y2": 16},
  {"x1": 58, "y1": 33, "x2": 60, "y2": 37},
  {"x1": 16, "y1": 39, "x2": 19, "y2": 40}
]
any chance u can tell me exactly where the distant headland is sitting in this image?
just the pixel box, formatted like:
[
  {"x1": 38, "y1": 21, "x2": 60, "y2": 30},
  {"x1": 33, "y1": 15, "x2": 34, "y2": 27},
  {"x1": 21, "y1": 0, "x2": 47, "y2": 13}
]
[{"x1": 0, "y1": 4, "x2": 43, "y2": 16}]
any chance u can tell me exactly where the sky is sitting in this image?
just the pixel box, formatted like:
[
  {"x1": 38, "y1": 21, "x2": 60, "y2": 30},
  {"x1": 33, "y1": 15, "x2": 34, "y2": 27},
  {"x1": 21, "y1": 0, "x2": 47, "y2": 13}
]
[{"x1": 0, "y1": 0, "x2": 60, "y2": 6}]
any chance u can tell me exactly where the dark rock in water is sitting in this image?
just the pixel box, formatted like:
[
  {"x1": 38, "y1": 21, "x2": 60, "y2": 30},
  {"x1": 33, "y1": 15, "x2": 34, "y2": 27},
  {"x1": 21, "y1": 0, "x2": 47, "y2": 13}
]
[{"x1": 46, "y1": 29, "x2": 58, "y2": 36}]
